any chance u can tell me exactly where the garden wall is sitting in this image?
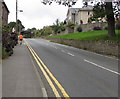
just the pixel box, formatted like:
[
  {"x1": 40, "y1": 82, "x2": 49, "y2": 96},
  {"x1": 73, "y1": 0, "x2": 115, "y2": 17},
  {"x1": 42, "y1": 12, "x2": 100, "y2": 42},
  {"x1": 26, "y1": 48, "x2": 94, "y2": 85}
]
[
  {"x1": 57, "y1": 22, "x2": 107, "y2": 35},
  {"x1": 79, "y1": 22, "x2": 107, "y2": 32}
]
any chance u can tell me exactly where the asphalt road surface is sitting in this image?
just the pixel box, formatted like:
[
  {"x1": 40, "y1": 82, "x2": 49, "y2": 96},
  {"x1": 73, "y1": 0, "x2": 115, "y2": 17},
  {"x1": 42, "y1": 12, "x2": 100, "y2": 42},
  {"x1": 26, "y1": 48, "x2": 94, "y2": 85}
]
[{"x1": 25, "y1": 38, "x2": 119, "y2": 98}]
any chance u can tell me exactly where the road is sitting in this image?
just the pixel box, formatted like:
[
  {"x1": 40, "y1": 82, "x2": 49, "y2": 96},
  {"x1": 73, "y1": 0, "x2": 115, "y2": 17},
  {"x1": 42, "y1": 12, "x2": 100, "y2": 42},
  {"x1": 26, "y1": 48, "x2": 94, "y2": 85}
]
[{"x1": 25, "y1": 38, "x2": 119, "y2": 97}]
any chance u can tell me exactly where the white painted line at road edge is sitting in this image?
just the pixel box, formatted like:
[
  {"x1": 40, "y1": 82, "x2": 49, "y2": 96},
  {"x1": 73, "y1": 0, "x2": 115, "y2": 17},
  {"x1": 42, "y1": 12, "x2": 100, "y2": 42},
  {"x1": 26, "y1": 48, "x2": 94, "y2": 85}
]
[
  {"x1": 29, "y1": 51, "x2": 48, "y2": 98},
  {"x1": 84, "y1": 59, "x2": 120, "y2": 75},
  {"x1": 42, "y1": 88, "x2": 48, "y2": 97}
]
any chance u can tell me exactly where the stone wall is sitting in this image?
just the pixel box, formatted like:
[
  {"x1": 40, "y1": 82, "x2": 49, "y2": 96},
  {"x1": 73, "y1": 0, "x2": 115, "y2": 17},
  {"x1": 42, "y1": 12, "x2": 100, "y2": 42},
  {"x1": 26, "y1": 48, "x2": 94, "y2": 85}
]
[
  {"x1": 45, "y1": 37, "x2": 119, "y2": 58},
  {"x1": 58, "y1": 22, "x2": 107, "y2": 35},
  {"x1": 79, "y1": 22, "x2": 107, "y2": 32}
]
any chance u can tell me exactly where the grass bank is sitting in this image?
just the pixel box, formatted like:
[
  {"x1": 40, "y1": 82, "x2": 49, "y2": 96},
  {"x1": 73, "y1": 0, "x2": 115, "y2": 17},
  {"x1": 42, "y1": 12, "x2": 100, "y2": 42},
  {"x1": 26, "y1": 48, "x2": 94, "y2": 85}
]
[{"x1": 49, "y1": 30, "x2": 120, "y2": 41}]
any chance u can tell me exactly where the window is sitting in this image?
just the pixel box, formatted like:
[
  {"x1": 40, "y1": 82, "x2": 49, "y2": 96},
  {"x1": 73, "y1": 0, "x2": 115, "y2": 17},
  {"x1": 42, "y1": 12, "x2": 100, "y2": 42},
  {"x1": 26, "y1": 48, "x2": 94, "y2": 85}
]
[{"x1": 88, "y1": 11, "x2": 90, "y2": 15}]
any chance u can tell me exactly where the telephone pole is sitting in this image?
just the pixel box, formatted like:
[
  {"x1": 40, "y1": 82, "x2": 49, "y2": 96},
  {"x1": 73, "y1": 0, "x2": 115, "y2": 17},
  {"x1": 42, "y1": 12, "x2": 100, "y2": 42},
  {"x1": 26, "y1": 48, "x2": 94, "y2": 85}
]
[{"x1": 16, "y1": 0, "x2": 18, "y2": 34}]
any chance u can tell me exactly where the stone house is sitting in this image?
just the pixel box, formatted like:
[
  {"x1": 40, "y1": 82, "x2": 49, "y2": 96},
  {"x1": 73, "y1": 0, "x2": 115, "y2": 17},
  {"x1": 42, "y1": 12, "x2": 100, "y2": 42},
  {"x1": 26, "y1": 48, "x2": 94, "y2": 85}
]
[
  {"x1": 1, "y1": 0, "x2": 10, "y2": 26},
  {"x1": 66, "y1": 5, "x2": 93, "y2": 25}
]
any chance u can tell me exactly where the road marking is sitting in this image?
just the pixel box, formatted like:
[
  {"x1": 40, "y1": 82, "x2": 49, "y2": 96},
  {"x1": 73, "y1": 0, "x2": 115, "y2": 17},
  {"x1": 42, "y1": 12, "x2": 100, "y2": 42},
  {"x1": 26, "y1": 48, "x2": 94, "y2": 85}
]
[
  {"x1": 29, "y1": 53, "x2": 48, "y2": 98},
  {"x1": 28, "y1": 44, "x2": 70, "y2": 98},
  {"x1": 61, "y1": 50, "x2": 65, "y2": 53},
  {"x1": 61, "y1": 50, "x2": 75, "y2": 57},
  {"x1": 25, "y1": 41, "x2": 61, "y2": 98},
  {"x1": 25, "y1": 40, "x2": 70, "y2": 98},
  {"x1": 51, "y1": 40, "x2": 119, "y2": 60},
  {"x1": 67, "y1": 53, "x2": 75, "y2": 57},
  {"x1": 42, "y1": 88, "x2": 48, "y2": 98},
  {"x1": 84, "y1": 59, "x2": 120, "y2": 75},
  {"x1": 54, "y1": 47, "x2": 58, "y2": 49}
]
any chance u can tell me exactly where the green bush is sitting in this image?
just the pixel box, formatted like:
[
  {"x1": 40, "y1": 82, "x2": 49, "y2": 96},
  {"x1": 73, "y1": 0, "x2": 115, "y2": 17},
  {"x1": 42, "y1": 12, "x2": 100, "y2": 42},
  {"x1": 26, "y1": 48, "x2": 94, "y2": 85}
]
[
  {"x1": 2, "y1": 47, "x2": 7, "y2": 59},
  {"x1": 40, "y1": 26, "x2": 53, "y2": 36},
  {"x1": 76, "y1": 26, "x2": 82, "y2": 32},
  {"x1": 67, "y1": 21, "x2": 75, "y2": 29},
  {"x1": 104, "y1": 26, "x2": 108, "y2": 30},
  {"x1": 116, "y1": 21, "x2": 120, "y2": 30}
]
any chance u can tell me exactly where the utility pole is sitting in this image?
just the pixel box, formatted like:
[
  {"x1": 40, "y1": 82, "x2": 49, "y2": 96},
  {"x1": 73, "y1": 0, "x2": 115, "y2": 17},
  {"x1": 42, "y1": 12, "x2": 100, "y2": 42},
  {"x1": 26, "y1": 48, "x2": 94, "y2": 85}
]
[
  {"x1": 16, "y1": 0, "x2": 18, "y2": 34},
  {"x1": 15, "y1": 0, "x2": 18, "y2": 45}
]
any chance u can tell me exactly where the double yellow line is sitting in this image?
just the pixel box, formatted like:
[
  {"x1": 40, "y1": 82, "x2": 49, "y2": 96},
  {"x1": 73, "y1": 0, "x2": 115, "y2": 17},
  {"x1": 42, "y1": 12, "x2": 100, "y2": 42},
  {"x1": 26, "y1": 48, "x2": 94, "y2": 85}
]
[{"x1": 24, "y1": 40, "x2": 70, "y2": 99}]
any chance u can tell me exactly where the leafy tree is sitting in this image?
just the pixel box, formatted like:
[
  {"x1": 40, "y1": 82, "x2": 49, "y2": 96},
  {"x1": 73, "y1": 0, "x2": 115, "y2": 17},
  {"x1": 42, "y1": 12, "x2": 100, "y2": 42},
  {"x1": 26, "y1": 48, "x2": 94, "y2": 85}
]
[
  {"x1": 66, "y1": 21, "x2": 75, "y2": 29},
  {"x1": 60, "y1": 22, "x2": 66, "y2": 31},
  {"x1": 27, "y1": 28, "x2": 32, "y2": 32},
  {"x1": 8, "y1": 20, "x2": 25, "y2": 33},
  {"x1": 52, "y1": 19, "x2": 66, "y2": 34},
  {"x1": 41, "y1": 0, "x2": 120, "y2": 37},
  {"x1": 34, "y1": 30, "x2": 40, "y2": 37},
  {"x1": 40, "y1": 26, "x2": 53, "y2": 36},
  {"x1": 89, "y1": 1, "x2": 120, "y2": 37},
  {"x1": 8, "y1": 22, "x2": 16, "y2": 32},
  {"x1": 52, "y1": 19, "x2": 61, "y2": 34},
  {"x1": 31, "y1": 27, "x2": 37, "y2": 31}
]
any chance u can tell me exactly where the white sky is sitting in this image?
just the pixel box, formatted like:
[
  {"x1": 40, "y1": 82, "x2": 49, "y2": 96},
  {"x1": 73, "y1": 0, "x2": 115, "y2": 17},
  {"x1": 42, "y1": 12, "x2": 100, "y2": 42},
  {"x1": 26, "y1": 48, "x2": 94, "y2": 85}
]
[{"x1": 4, "y1": 0, "x2": 83, "y2": 30}]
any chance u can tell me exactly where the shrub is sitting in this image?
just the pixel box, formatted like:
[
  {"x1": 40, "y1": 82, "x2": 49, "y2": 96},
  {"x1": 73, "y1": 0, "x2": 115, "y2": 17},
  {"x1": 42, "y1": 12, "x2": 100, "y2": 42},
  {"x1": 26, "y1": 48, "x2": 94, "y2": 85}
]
[
  {"x1": 93, "y1": 27, "x2": 102, "y2": 30},
  {"x1": 116, "y1": 21, "x2": 120, "y2": 30},
  {"x1": 104, "y1": 26, "x2": 108, "y2": 30},
  {"x1": 67, "y1": 21, "x2": 75, "y2": 29},
  {"x1": 60, "y1": 22, "x2": 66, "y2": 32},
  {"x1": 2, "y1": 47, "x2": 7, "y2": 59},
  {"x1": 41, "y1": 26, "x2": 53, "y2": 36},
  {"x1": 76, "y1": 26, "x2": 82, "y2": 32}
]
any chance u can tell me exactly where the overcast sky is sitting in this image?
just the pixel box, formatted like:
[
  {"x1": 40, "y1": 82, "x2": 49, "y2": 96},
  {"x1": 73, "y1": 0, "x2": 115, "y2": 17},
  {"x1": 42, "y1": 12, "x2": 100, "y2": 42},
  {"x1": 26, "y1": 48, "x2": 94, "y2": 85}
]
[{"x1": 4, "y1": 0, "x2": 83, "y2": 30}]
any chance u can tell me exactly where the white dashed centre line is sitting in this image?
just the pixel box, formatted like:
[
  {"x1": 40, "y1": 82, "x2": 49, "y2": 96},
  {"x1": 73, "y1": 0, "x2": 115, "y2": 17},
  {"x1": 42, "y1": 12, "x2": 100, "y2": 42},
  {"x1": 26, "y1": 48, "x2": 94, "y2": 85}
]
[
  {"x1": 61, "y1": 50, "x2": 65, "y2": 53},
  {"x1": 67, "y1": 53, "x2": 75, "y2": 57},
  {"x1": 61, "y1": 50, "x2": 75, "y2": 57}
]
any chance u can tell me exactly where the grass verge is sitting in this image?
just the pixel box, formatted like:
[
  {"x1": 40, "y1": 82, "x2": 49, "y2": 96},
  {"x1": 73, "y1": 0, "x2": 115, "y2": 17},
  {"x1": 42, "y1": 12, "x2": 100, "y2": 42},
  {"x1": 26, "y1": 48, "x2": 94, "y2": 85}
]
[{"x1": 49, "y1": 30, "x2": 120, "y2": 41}]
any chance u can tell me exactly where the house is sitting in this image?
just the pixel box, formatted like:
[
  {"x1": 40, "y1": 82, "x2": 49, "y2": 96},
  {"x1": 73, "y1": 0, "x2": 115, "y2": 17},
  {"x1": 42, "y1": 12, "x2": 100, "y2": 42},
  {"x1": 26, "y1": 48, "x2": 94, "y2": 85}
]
[
  {"x1": 1, "y1": 0, "x2": 10, "y2": 26},
  {"x1": 66, "y1": 5, "x2": 93, "y2": 25}
]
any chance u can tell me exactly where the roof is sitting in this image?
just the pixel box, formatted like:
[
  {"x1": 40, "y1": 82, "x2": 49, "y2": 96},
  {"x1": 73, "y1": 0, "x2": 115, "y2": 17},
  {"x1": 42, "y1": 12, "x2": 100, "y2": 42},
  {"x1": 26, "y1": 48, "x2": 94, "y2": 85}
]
[
  {"x1": 67, "y1": 5, "x2": 93, "y2": 15},
  {"x1": 2, "y1": 0, "x2": 10, "y2": 13},
  {"x1": 80, "y1": 5, "x2": 93, "y2": 11},
  {"x1": 21, "y1": 31, "x2": 31, "y2": 34}
]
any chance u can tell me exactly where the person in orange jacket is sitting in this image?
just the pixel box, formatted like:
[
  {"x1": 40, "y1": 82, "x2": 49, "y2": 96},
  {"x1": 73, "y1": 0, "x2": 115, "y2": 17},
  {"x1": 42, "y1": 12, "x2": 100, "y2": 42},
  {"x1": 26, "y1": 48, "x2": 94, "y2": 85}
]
[{"x1": 19, "y1": 34, "x2": 23, "y2": 45}]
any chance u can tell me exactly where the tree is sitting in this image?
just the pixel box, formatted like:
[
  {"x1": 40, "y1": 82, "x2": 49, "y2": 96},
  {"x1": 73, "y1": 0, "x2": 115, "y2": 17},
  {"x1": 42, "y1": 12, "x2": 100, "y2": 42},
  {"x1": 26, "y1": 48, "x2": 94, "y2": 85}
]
[
  {"x1": 52, "y1": 19, "x2": 61, "y2": 34},
  {"x1": 41, "y1": 0, "x2": 120, "y2": 37},
  {"x1": 89, "y1": 1, "x2": 119, "y2": 37},
  {"x1": 40, "y1": 26, "x2": 53, "y2": 36},
  {"x1": 8, "y1": 22, "x2": 16, "y2": 32},
  {"x1": 8, "y1": 20, "x2": 25, "y2": 33},
  {"x1": 31, "y1": 27, "x2": 37, "y2": 31}
]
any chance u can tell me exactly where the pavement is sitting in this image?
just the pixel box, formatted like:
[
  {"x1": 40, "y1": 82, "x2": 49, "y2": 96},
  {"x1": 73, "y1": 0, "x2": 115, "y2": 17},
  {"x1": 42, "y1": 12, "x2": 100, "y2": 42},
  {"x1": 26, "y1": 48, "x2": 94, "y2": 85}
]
[
  {"x1": 2, "y1": 41, "x2": 47, "y2": 97},
  {"x1": 0, "y1": 60, "x2": 2, "y2": 98}
]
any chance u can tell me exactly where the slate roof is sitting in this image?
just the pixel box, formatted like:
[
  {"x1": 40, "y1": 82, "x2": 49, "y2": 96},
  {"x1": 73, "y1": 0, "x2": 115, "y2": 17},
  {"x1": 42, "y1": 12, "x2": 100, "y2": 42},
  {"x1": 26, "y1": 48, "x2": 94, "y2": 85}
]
[
  {"x1": 67, "y1": 5, "x2": 93, "y2": 15},
  {"x1": 2, "y1": 0, "x2": 10, "y2": 13}
]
